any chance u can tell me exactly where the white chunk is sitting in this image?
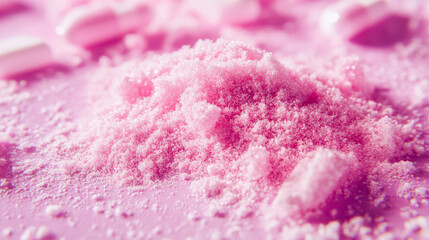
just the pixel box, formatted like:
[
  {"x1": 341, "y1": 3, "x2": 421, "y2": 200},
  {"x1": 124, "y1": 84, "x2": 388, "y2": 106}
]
[
  {"x1": 269, "y1": 148, "x2": 357, "y2": 220},
  {"x1": 45, "y1": 205, "x2": 65, "y2": 218},
  {"x1": 91, "y1": 194, "x2": 104, "y2": 201},
  {"x1": 20, "y1": 226, "x2": 37, "y2": 240},
  {"x1": 2, "y1": 227, "x2": 13, "y2": 237},
  {"x1": 35, "y1": 226, "x2": 56, "y2": 240}
]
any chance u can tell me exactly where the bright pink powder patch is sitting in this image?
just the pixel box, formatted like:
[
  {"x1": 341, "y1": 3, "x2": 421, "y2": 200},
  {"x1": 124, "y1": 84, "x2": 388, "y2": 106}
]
[{"x1": 64, "y1": 39, "x2": 425, "y2": 220}]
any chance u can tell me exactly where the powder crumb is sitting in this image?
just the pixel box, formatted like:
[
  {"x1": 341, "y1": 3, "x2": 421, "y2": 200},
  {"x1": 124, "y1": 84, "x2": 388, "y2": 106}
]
[
  {"x1": 93, "y1": 205, "x2": 105, "y2": 214},
  {"x1": 91, "y1": 194, "x2": 105, "y2": 202},
  {"x1": 140, "y1": 199, "x2": 149, "y2": 209},
  {"x1": 151, "y1": 203, "x2": 159, "y2": 212},
  {"x1": 377, "y1": 232, "x2": 395, "y2": 240},
  {"x1": 129, "y1": 231, "x2": 145, "y2": 239},
  {"x1": 20, "y1": 226, "x2": 37, "y2": 240},
  {"x1": 152, "y1": 226, "x2": 162, "y2": 235},
  {"x1": 342, "y1": 216, "x2": 366, "y2": 239},
  {"x1": 207, "y1": 205, "x2": 227, "y2": 218},
  {"x1": 236, "y1": 205, "x2": 254, "y2": 219},
  {"x1": 36, "y1": 182, "x2": 48, "y2": 188},
  {"x1": 106, "y1": 228, "x2": 115, "y2": 237},
  {"x1": 191, "y1": 177, "x2": 226, "y2": 198},
  {"x1": 404, "y1": 216, "x2": 428, "y2": 235},
  {"x1": 374, "y1": 222, "x2": 389, "y2": 236},
  {"x1": 67, "y1": 218, "x2": 77, "y2": 228},
  {"x1": 114, "y1": 207, "x2": 132, "y2": 218},
  {"x1": 359, "y1": 226, "x2": 372, "y2": 238},
  {"x1": 400, "y1": 207, "x2": 418, "y2": 219},
  {"x1": 243, "y1": 145, "x2": 270, "y2": 180},
  {"x1": 225, "y1": 226, "x2": 241, "y2": 239},
  {"x1": 317, "y1": 221, "x2": 340, "y2": 240},
  {"x1": 280, "y1": 223, "x2": 344, "y2": 240},
  {"x1": 410, "y1": 198, "x2": 419, "y2": 208},
  {"x1": 91, "y1": 224, "x2": 98, "y2": 230},
  {"x1": 35, "y1": 226, "x2": 56, "y2": 240},
  {"x1": 126, "y1": 231, "x2": 136, "y2": 239},
  {"x1": 269, "y1": 148, "x2": 357, "y2": 220},
  {"x1": 210, "y1": 231, "x2": 222, "y2": 240},
  {"x1": 2, "y1": 227, "x2": 13, "y2": 237},
  {"x1": 104, "y1": 210, "x2": 114, "y2": 219},
  {"x1": 206, "y1": 164, "x2": 224, "y2": 177},
  {"x1": 187, "y1": 211, "x2": 200, "y2": 221},
  {"x1": 415, "y1": 187, "x2": 429, "y2": 198},
  {"x1": 45, "y1": 205, "x2": 65, "y2": 218},
  {"x1": 397, "y1": 182, "x2": 413, "y2": 200}
]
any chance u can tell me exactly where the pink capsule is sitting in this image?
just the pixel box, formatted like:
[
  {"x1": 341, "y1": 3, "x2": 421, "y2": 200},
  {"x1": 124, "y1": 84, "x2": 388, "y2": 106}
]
[
  {"x1": 0, "y1": 36, "x2": 52, "y2": 78},
  {"x1": 320, "y1": 0, "x2": 410, "y2": 46},
  {"x1": 56, "y1": 1, "x2": 150, "y2": 47},
  {"x1": 0, "y1": 0, "x2": 14, "y2": 10}
]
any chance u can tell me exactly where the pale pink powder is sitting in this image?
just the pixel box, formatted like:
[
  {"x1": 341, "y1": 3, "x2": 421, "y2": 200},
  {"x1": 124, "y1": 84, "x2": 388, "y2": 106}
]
[{"x1": 63, "y1": 39, "x2": 426, "y2": 220}]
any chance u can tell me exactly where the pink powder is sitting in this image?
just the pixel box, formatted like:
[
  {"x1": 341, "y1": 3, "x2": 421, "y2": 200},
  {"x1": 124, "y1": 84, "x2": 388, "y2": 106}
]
[{"x1": 64, "y1": 39, "x2": 425, "y2": 221}]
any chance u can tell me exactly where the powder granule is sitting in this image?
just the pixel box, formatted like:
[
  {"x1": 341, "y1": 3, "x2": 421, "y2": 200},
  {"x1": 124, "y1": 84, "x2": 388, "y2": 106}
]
[
  {"x1": 45, "y1": 205, "x2": 66, "y2": 218},
  {"x1": 65, "y1": 39, "x2": 426, "y2": 219}
]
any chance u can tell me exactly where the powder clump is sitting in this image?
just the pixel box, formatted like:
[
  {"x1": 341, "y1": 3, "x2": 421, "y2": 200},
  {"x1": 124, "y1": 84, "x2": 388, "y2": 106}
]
[
  {"x1": 45, "y1": 205, "x2": 66, "y2": 218},
  {"x1": 65, "y1": 39, "x2": 426, "y2": 220}
]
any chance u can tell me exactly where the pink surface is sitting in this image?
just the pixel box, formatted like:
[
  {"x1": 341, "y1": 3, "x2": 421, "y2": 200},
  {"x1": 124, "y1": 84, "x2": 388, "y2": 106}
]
[{"x1": 1, "y1": 0, "x2": 429, "y2": 239}]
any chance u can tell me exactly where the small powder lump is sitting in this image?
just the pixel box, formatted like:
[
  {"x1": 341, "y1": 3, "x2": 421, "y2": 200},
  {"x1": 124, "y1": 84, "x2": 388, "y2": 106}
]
[
  {"x1": 45, "y1": 205, "x2": 66, "y2": 218},
  {"x1": 63, "y1": 39, "x2": 426, "y2": 223}
]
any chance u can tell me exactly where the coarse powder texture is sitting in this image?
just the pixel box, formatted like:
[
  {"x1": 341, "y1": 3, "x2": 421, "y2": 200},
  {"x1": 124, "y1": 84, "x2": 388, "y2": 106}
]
[{"x1": 63, "y1": 39, "x2": 426, "y2": 220}]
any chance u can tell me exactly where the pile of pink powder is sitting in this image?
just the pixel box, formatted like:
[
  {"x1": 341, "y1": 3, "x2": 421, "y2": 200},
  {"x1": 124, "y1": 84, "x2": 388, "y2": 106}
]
[
  {"x1": 59, "y1": 39, "x2": 426, "y2": 229},
  {"x1": 0, "y1": 0, "x2": 429, "y2": 238}
]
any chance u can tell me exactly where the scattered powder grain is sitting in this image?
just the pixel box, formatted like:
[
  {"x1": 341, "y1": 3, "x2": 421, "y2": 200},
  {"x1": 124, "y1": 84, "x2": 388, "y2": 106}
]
[
  {"x1": 20, "y1": 226, "x2": 37, "y2": 240},
  {"x1": 2, "y1": 227, "x2": 13, "y2": 238},
  {"x1": 45, "y1": 205, "x2": 65, "y2": 218}
]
